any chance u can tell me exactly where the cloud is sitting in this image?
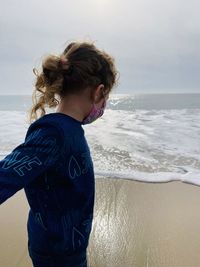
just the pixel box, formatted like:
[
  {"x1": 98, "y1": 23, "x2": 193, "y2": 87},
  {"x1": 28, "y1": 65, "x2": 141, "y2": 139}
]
[{"x1": 0, "y1": 0, "x2": 200, "y2": 94}]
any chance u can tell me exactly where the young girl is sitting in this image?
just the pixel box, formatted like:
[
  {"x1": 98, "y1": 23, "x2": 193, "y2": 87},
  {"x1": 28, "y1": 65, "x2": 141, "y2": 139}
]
[{"x1": 0, "y1": 41, "x2": 118, "y2": 267}]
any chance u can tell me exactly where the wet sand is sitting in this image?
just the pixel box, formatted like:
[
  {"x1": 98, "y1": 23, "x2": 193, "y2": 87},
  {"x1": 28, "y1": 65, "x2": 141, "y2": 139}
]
[{"x1": 1, "y1": 178, "x2": 200, "y2": 267}]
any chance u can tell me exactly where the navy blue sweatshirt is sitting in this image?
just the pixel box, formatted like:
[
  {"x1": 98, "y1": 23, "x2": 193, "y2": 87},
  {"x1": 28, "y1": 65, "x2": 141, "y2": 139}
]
[{"x1": 0, "y1": 112, "x2": 95, "y2": 254}]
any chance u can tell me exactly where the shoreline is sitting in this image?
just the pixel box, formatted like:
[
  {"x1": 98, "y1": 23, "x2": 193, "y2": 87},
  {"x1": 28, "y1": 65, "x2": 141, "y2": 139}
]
[{"x1": 1, "y1": 178, "x2": 200, "y2": 266}]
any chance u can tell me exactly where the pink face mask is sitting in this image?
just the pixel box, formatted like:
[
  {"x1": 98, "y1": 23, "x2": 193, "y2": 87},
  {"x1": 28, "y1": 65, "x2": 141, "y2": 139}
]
[{"x1": 81, "y1": 99, "x2": 107, "y2": 125}]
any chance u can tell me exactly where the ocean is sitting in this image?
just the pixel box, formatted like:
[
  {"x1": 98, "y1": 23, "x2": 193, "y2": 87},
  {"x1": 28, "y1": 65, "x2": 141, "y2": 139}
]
[{"x1": 0, "y1": 93, "x2": 200, "y2": 186}]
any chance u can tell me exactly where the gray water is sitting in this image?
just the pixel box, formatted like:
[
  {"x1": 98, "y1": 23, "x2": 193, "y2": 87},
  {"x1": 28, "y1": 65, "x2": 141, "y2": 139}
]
[{"x1": 0, "y1": 93, "x2": 200, "y2": 111}]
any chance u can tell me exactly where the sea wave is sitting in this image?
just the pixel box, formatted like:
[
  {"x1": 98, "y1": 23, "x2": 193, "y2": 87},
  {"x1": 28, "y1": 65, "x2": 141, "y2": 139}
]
[{"x1": 0, "y1": 102, "x2": 200, "y2": 188}]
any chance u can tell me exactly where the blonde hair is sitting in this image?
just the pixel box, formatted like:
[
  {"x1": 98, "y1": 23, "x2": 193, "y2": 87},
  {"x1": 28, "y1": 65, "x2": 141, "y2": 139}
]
[{"x1": 27, "y1": 40, "x2": 119, "y2": 124}]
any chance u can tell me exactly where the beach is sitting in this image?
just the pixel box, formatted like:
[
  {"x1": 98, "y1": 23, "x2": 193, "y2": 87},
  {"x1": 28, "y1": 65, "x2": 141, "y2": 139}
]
[{"x1": 1, "y1": 177, "x2": 200, "y2": 267}]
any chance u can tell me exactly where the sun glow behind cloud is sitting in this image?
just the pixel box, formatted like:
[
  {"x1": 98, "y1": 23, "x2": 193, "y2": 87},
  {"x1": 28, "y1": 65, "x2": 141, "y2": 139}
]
[{"x1": 87, "y1": 0, "x2": 115, "y2": 12}]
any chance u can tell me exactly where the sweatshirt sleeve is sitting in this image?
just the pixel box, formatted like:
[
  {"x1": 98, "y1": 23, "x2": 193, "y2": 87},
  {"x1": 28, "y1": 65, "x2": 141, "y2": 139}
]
[{"x1": 0, "y1": 122, "x2": 63, "y2": 205}]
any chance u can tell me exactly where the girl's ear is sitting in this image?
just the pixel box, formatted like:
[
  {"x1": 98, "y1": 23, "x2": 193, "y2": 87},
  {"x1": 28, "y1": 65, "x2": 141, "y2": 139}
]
[{"x1": 94, "y1": 84, "x2": 105, "y2": 103}]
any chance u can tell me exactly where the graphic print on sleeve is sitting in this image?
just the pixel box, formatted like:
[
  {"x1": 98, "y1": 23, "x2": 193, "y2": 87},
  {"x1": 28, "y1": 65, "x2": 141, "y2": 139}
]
[{"x1": 0, "y1": 123, "x2": 63, "y2": 205}]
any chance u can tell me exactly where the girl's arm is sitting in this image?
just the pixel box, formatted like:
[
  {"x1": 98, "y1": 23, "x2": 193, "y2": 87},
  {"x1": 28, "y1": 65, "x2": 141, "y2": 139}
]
[{"x1": 0, "y1": 123, "x2": 63, "y2": 205}]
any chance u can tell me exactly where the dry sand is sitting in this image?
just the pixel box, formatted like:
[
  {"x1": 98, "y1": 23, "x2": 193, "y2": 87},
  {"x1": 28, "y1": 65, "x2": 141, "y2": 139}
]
[{"x1": 1, "y1": 177, "x2": 200, "y2": 267}]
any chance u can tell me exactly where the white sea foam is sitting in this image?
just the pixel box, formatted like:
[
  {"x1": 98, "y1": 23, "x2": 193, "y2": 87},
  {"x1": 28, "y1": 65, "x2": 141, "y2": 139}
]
[
  {"x1": 0, "y1": 93, "x2": 200, "y2": 187},
  {"x1": 95, "y1": 166, "x2": 200, "y2": 187},
  {"x1": 84, "y1": 107, "x2": 200, "y2": 186}
]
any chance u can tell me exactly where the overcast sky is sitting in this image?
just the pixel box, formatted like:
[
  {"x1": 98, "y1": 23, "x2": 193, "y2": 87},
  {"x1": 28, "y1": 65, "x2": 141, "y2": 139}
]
[{"x1": 0, "y1": 0, "x2": 200, "y2": 95}]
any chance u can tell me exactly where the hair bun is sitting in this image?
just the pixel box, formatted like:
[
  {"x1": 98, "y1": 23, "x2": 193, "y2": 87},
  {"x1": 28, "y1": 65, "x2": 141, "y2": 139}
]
[
  {"x1": 43, "y1": 67, "x2": 58, "y2": 85},
  {"x1": 60, "y1": 55, "x2": 68, "y2": 65}
]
